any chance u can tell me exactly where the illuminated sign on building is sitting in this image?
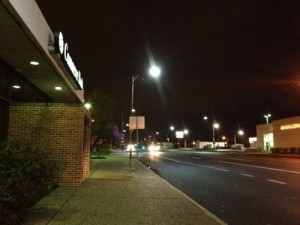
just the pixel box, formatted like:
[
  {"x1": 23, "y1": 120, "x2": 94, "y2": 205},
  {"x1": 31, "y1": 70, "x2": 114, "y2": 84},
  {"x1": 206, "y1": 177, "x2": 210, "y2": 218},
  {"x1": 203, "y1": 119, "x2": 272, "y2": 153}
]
[
  {"x1": 54, "y1": 32, "x2": 83, "y2": 90},
  {"x1": 280, "y1": 123, "x2": 300, "y2": 130}
]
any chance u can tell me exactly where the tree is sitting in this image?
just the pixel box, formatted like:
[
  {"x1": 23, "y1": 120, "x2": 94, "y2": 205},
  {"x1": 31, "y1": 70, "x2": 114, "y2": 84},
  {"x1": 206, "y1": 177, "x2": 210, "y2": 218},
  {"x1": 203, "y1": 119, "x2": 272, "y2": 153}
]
[{"x1": 85, "y1": 90, "x2": 119, "y2": 149}]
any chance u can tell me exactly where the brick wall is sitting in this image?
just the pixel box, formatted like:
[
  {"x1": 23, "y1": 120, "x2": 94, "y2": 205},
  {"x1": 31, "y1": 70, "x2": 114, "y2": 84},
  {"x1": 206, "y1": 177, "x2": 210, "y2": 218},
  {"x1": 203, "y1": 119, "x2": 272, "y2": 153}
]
[
  {"x1": 83, "y1": 116, "x2": 91, "y2": 179},
  {"x1": 8, "y1": 103, "x2": 90, "y2": 186}
]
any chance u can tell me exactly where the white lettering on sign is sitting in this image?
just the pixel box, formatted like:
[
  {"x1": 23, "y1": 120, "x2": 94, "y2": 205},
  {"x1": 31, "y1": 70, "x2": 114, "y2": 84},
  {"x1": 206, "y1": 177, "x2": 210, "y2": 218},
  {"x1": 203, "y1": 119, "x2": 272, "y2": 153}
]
[
  {"x1": 55, "y1": 32, "x2": 83, "y2": 90},
  {"x1": 280, "y1": 123, "x2": 300, "y2": 130}
]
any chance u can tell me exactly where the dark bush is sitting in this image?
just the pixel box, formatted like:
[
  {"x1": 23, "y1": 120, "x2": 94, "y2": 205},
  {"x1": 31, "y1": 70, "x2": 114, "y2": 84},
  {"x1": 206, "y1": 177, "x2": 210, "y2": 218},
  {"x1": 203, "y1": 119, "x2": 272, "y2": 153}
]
[{"x1": 0, "y1": 143, "x2": 60, "y2": 224}]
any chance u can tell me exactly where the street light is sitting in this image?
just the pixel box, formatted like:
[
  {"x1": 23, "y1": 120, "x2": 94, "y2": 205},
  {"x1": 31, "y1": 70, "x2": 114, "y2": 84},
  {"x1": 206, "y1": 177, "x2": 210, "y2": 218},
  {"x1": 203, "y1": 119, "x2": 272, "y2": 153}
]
[
  {"x1": 131, "y1": 65, "x2": 161, "y2": 115},
  {"x1": 264, "y1": 114, "x2": 271, "y2": 124},
  {"x1": 184, "y1": 129, "x2": 189, "y2": 148},
  {"x1": 222, "y1": 136, "x2": 227, "y2": 146},
  {"x1": 129, "y1": 65, "x2": 161, "y2": 156},
  {"x1": 149, "y1": 65, "x2": 161, "y2": 78},
  {"x1": 203, "y1": 116, "x2": 220, "y2": 147},
  {"x1": 234, "y1": 129, "x2": 244, "y2": 145},
  {"x1": 213, "y1": 123, "x2": 220, "y2": 147},
  {"x1": 238, "y1": 129, "x2": 244, "y2": 136}
]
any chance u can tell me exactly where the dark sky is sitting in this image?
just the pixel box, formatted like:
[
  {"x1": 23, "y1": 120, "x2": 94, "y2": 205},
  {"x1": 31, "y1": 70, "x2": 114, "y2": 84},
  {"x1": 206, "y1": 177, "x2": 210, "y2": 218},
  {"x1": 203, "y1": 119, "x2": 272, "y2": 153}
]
[{"x1": 36, "y1": 0, "x2": 300, "y2": 142}]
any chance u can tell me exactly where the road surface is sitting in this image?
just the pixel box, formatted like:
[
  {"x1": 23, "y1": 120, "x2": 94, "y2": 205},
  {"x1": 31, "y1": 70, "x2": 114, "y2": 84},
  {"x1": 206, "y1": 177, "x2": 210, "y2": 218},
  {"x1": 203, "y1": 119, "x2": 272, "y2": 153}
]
[{"x1": 138, "y1": 149, "x2": 300, "y2": 225}]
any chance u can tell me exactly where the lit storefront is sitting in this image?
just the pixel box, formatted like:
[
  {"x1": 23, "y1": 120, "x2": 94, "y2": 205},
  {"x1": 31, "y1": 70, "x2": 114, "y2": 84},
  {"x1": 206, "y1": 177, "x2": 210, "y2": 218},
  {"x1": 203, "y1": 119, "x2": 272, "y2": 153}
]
[
  {"x1": 256, "y1": 116, "x2": 300, "y2": 152},
  {"x1": 0, "y1": 0, "x2": 91, "y2": 186}
]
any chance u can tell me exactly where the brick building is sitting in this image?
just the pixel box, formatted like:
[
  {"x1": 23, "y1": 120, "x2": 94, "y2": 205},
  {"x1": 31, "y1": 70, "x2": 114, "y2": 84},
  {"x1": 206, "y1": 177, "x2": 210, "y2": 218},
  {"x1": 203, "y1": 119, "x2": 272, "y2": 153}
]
[{"x1": 0, "y1": 0, "x2": 91, "y2": 186}]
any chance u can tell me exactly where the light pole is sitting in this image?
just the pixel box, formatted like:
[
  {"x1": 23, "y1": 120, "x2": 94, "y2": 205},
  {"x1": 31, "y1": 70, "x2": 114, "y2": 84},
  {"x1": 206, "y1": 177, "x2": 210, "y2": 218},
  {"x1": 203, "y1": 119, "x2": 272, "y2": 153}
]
[
  {"x1": 264, "y1": 113, "x2": 271, "y2": 124},
  {"x1": 234, "y1": 129, "x2": 244, "y2": 145},
  {"x1": 129, "y1": 66, "x2": 161, "y2": 157},
  {"x1": 203, "y1": 116, "x2": 220, "y2": 148},
  {"x1": 212, "y1": 123, "x2": 220, "y2": 148},
  {"x1": 169, "y1": 126, "x2": 175, "y2": 147},
  {"x1": 184, "y1": 129, "x2": 189, "y2": 148},
  {"x1": 156, "y1": 131, "x2": 159, "y2": 142}
]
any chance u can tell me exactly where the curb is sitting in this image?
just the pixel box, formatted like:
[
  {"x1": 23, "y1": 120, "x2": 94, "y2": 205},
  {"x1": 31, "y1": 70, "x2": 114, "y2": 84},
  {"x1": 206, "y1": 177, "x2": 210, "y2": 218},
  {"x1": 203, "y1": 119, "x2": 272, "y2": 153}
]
[{"x1": 134, "y1": 158, "x2": 228, "y2": 225}]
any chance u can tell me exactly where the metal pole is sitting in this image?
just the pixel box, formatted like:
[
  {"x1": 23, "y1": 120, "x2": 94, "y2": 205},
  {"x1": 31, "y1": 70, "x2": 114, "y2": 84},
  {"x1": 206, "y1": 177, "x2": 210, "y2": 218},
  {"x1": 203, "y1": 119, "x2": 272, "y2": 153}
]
[
  {"x1": 136, "y1": 116, "x2": 138, "y2": 157},
  {"x1": 131, "y1": 76, "x2": 134, "y2": 115},
  {"x1": 212, "y1": 125, "x2": 215, "y2": 148},
  {"x1": 130, "y1": 75, "x2": 141, "y2": 159},
  {"x1": 129, "y1": 76, "x2": 135, "y2": 160}
]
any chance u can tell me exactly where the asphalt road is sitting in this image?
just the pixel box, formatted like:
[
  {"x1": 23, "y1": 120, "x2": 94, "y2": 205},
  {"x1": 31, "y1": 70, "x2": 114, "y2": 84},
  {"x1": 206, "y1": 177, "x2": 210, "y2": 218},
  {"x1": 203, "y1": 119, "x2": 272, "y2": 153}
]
[{"x1": 138, "y1": 149, "x2": 300, "y2": 225}]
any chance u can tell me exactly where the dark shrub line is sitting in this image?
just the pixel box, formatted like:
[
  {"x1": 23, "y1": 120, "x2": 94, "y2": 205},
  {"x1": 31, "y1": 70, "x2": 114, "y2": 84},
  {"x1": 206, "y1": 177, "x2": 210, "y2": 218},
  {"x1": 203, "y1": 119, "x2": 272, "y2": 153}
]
[
  {"x1": 271, "y1": 147, "x2": 300, "y2": 154},
  {"x1": 0, "y1": 142, "x2": 61, "y2": 224}
]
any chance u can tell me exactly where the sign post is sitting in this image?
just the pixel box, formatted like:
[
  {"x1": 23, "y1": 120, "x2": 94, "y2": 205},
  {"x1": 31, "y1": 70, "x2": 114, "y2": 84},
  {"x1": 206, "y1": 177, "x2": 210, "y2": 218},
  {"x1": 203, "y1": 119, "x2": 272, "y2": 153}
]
[{"x1": 129, "y1": 116, "x2": 145, "y2": 157}]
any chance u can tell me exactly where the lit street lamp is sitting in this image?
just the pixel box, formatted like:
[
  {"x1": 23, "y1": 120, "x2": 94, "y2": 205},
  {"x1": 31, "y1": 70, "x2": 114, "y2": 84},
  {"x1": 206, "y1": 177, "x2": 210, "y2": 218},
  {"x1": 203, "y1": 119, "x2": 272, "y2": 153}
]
[
  {"x1": 203, "y1": 116, "x2": 220, "y2": 147},
  {"x1": 234, "y1": 129, "x2": 244, "y2": 145},
  {"x1": 213, "y1": 123, "x2": 220, "y2": 147},
  {"x1": 130, "y1": 65, "x2": 161, "y2": 115},
  {"x1": 129, "y1": 65, "x2": 161, "y2": 157},
  {"x1": 238, "y1": 129, "x2": 244, "y2": 136},
  {"x1": 264, "y1": 113, "x2": 271, "y2": 124},
  {"x1": 149, "y1": 65, "x2": 161, "y2": 78},
  {"x1": 184, "y1": 129, "x2": 189, "y2": 148}
]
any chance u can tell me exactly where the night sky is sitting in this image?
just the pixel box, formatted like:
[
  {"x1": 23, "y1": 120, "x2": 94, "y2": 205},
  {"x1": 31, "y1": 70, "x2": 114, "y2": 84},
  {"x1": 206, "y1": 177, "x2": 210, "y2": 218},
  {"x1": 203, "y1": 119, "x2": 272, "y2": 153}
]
[{"x1": 36, "y1": 0, "x2": 300, "y2": 143}]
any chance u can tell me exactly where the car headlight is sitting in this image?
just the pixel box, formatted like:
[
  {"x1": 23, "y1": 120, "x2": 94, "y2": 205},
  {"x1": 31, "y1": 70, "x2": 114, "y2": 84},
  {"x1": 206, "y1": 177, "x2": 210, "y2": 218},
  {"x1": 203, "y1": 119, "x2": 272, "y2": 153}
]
[
  {"x1": 126, "y1": 144, "x2": 135, "y2": 151},
  {"x1": 149, "y1": 145, "x2": 160, "y2": 152}
]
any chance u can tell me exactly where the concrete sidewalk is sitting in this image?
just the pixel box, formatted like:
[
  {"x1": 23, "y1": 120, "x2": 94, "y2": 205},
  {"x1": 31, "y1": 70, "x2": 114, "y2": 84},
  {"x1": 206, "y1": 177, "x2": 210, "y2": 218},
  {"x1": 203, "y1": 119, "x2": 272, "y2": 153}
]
[{"x1": 23, "y1": 152, "x2": 226, "y2": 225}]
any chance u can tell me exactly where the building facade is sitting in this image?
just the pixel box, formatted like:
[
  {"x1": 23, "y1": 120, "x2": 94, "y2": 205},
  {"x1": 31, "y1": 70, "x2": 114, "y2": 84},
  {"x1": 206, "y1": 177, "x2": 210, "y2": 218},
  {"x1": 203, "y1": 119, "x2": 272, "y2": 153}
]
[
  {"x1": 0, "y1": 0, "x2": 91, "y2": 186},
  {"x1": 256, "y1": 116, "x2": 300, "y2": 152}
]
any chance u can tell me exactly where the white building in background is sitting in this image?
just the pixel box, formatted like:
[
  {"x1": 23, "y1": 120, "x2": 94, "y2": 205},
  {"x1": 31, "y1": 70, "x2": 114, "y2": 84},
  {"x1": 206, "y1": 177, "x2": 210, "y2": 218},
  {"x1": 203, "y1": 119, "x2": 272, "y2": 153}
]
[{"x1": 256, "y1": 115, "x2": 300, "y2": 151}]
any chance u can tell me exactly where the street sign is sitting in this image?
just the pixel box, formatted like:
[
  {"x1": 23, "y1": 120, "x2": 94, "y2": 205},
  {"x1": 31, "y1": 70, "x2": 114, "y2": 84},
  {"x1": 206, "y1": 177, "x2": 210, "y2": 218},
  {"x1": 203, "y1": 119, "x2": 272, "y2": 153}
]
[{"x1": 129, "y1": 116, "x2": 145, "y2": 130}]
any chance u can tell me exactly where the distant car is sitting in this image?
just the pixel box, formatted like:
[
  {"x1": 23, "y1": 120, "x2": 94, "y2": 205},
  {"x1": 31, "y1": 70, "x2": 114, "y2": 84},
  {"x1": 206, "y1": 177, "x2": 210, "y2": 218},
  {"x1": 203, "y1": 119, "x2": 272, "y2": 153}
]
[
  {"x1": 148, "y1": 144, "x2": 160, "y2": 152},
  {"x1": 231, "y1": 144, "x2": 245, "y2": 150},
  {"x1": 126, "y1": 144, "x2": 136, "y2": 152}
]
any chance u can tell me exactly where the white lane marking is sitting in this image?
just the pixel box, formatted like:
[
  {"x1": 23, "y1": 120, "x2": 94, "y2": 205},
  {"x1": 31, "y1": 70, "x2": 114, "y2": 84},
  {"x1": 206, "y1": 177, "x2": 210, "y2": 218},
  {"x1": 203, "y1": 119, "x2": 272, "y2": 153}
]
[
  {"x1": 247, "y1": 157, "x2": 300, "y2": 163},
  {"x1": 192, "y1": 156, "x2": 202, "y2": 160},
  {"x1": 219, "y1": 161, "x2": 300, "y2": 174},
  {"x1": 159, "y1": 156, "x2": 229, "y2": 172},
  {"x1": 241, "y1": 173, "x2": 254, "y2": 178},
  {"x1": 210, "y1": 156, "x2": 252, "y2": 162},
  {"x1": 267, "y1": 179, "x2": 287, "y2": 185}
]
